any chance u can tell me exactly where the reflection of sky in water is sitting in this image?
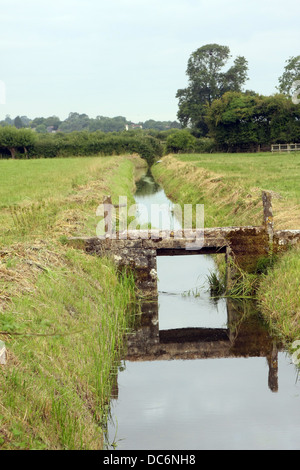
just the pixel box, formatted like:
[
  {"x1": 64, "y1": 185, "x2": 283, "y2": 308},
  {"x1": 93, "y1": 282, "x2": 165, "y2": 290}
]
[
  {"x1": 109, "y1": 354, "x2": 300, "y2": 450},
  {"x1": 158, "y1": 294, "x2": 227, "y2": 330},
  {"x1": 135, "y1": 172, "x2": 227, "y2": 330},
  {"x1": 157, "y1": 255, "x2": 227, "y2": 330},
  {"x1": 134, "y1": 188, "x2": 182, "y2": 230}
]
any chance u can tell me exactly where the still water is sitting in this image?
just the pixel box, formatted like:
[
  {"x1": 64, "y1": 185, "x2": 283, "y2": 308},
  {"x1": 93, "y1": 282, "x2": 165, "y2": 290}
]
[{"x1": 107, "y1": 169, "x2": 300, "y2": 450}]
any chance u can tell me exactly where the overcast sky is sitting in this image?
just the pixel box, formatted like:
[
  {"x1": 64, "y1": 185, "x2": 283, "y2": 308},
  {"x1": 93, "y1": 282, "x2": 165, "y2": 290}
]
[{"x1": 0, "y1": 0, "x2": 299, "y2": 122}]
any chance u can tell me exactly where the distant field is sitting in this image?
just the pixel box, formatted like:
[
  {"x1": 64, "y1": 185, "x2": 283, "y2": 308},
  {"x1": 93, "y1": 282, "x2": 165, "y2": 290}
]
[
  {"x1": 0, "y1": 156, "x2": 115, "y2": 208},
  {"x1": 0, "y1": 155, "x2": 141, "y2": 243},
  {"x1": 153, "y1": 152, "x2": 300, "y2": 229},
  {"x1": 177, "y1": 152, "x2": 300, "y2": 203}
]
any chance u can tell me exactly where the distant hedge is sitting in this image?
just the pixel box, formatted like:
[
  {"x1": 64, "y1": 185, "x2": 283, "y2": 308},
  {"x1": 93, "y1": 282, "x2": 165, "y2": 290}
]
[
  {"x1": 0, "y1": 128, "x2": 163, "y2": 166},
  {"x1": 206, "y1": 92, "x2": 300, "y2": 152}
]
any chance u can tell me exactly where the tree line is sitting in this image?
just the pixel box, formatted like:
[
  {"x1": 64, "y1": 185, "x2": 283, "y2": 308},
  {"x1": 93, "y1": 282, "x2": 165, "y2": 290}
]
[
  {"x1": 175, "y1": 44, "x2": 300, "y2": 151},
  {"x1": 1, "y1": 113, "x2": 180, "y2": 134},
  {"x1": 0, "y1": 127, "x2": 165, "y2": 166},
  {"x1": 0, "y1": 113, "x2": 181, "y2": 165},
  {"x1": 1, "y1": 44, "x2": 299, "y2": 157},
  {"x1": 206, "y1": 91, "x2": 300, "y2": 152}
]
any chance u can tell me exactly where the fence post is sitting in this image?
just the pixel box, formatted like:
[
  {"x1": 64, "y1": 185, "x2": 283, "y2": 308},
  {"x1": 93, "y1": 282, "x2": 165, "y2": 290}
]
[
  {"x1": 262, "y1": 191, "x2": 274, "y2": 245},
  {"x1": 103, "y1": 195, "x2": 113, "y2": 237}
]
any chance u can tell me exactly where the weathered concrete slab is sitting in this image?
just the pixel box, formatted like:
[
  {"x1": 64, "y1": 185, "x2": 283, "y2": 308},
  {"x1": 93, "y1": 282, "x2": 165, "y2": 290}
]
[
  {"x1": 68, "y1": 226, "x2": 269, "y2": 251},
  {"x1": 274, "y1": 230, "x2": 300, "y2": 246},
  {"x1": 67, "y1": 224, "x2": 300, "y2": 297}
]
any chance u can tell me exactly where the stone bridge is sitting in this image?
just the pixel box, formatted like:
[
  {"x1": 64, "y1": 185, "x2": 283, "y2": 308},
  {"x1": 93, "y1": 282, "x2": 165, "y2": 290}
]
[
  {"x1": 66, "y1": 191, "x2": 299, "y2": 396},
  {"x1": 67, "y1": 191, "x2": 300, "y2": 297},
  {"x1": 68, "y1": 225, "x2": 300, "y2": 297}
]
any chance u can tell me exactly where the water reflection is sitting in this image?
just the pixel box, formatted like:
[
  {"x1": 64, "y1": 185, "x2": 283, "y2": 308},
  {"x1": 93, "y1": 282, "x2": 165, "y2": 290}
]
[
  {"x1": 108, "y1": 352, "x2": 300, "y2": 450},
  {"x1": 106, "y1": 169, "x2": 300, "y2": 450},
  {"x1": 135, "y1": 169, "x2": 161, "y2": 196},
  {"x1": 125, "y1": 297, "x2": 280, "y2": 393},
  {"x1": 107, "y1": 288, "x2": 300, "y2": 450},
  {"x1": 134, "y1": 168, "x2": 182, "y2": 231}
]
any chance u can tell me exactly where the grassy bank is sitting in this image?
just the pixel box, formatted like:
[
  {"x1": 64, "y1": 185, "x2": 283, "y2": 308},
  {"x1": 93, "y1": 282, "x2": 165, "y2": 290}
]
[
  {"x1": 152, "y1": 153, "x2": 300, "y2": 228},
  {"x1": 0, "y1": 154, "x2": 145, "y2": 449},
  {"x1": 257, "y1": 245, "x2": 300, "y2": 342},
  {"x1": 152, "y1": 152, "x2": 300, "y2": 344}
]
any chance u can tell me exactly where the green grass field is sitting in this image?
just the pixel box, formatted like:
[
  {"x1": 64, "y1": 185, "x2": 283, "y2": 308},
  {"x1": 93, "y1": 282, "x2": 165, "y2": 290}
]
[
  {"x1": 178, "y1": 152, "x2": 300, "y2": 203},
  {"x1": 153, "y1": 152, "x2": 300, "y2": 229},
  {"x1": 0, "y1": 155, "x2": 144, "y2": 449},
  {"x1": 0, "y1": 158, "x2": 98, "y2": 207},
  {"x1": 0, "y1": 156, "x2": 141, "y2": 242}
]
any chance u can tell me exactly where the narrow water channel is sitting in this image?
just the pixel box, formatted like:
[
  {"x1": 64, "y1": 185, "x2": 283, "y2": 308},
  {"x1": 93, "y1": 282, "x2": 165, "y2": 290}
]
[{"x1": 107, "y1": 168, "x2": 300, "y2": 451}]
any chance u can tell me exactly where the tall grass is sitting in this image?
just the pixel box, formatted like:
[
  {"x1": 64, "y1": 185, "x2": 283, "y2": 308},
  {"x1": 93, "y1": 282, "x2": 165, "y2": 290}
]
[
  {"x1": 0, "y1": 154, "x2": 144, "y2": 449},
  {"x1": 177, "y1": 152, "x2": 300, "y2": 201},
  {"x1": 1, "y1": 252, "x2": 138, "y2": 449},
  {"x1": 257, "y1": 246, "x2": 300, "y2": 343},
  {"x1": 152, "y1": 152, "x2": 300, "y2": 229}
]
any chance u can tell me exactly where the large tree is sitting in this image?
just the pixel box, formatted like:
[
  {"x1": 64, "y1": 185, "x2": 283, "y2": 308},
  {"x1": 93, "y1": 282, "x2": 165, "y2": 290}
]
[
  {"x1": 0, "y1": 127, "x2": 36, "y2": 158},
  {"x1": 176, "y1": 44, "x2": 248, "y2": 136},
  {"x1": 206, "y1": 91, "x2": 300, "y2": 151},
  {"x1": 277, "y1": 55, "x2": 300, "y2": 99},
  {"x1": 14, "y1": 115, "x2": 24, "y2": 129}
]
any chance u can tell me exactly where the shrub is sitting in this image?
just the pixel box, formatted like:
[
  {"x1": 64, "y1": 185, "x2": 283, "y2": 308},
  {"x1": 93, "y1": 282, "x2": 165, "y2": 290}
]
[
  {"x1": 194, "y1": 137, "x2": 217, "y2": 153},
  {"x1": 165, "y1": 130, "x2": 197, "y2": 153},
  {"x1": 21, "y1": 131, "x2": 163, "y2": 165}
]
